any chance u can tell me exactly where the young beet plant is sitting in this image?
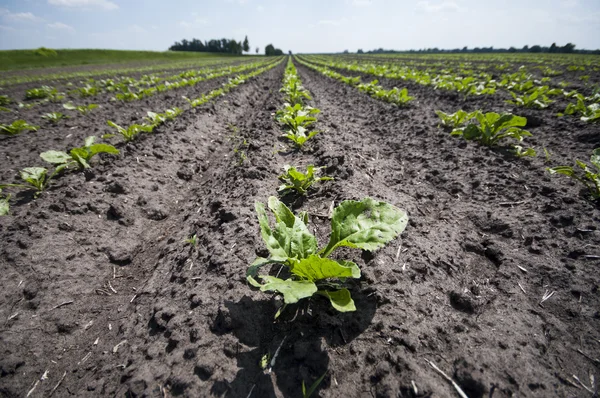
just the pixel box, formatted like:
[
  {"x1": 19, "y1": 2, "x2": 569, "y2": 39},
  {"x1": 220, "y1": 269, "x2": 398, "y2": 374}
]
[
  {"x1": 0, "y1": 120, "x2": 39, "y2": 136},
  {"x1": 435, "y1": 110, "x2": 473, "y2": 129},
  {"x1": 63, "y1": 102, "x2": 99, "y2": 115},
  {"x1": 0, "y1": 166, "x2": 66, "y2": 197},
  {"x1": 144, "y1": 107, "x2": 183, "y2": 127},
  {"x1": 247, "y1": 196, "x2": 408, "y2": 314},
  {"x1": 40, "y1": 136, "x2": 119, "y2": 170},
  {"x1": 560, "y1": 94, "x2": 600, "y2": 123},
  {"x1": 506, "y1": 86, "x2": 560, "y2": 109},
  {"x1": 548, "y1": 148, "x2": 600, "y2": 199},
  {"x1": 107, "y1": 121, "x2": 154, "y2": 142},
  {"x1": 42, "y1": 112, "x2": 68, "y2": 124},
  {"x1": 450, "y1": 111, "x2": 532, "y2": 147},
  {"x1": 0, "y1": 189, "x2": 10, "y2": 216},
  {"x1": 279, "y1": 165, "x2": 332, "y2": 196}
]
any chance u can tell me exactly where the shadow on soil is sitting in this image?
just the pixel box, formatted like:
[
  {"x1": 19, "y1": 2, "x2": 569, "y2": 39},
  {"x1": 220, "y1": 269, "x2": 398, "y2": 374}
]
[{"x1": 213, "y1": 291, "x2": 377, "y2": 397}]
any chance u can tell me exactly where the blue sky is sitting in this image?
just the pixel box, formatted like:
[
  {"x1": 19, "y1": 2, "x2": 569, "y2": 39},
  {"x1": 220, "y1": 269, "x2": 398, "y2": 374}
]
[{"x1": 0, "y1": 0, "x2": 599, "y2": 53}]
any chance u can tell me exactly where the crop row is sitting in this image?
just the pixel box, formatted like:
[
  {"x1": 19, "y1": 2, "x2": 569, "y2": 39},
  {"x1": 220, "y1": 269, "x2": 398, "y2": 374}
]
[
  {"x1": 1, "y1": 58, "x2": 269, "y2": 111},
  {"x1": 246, "y1": 57, "x2": 408, "y2": 321},
  {"x1": 296, "y1": 56, "x2": 600, "y2": 204},
  {"x1": 0, "y1": 56, "x2": 263, "y2": 86},
  {"x1": 0, "y1": 59, "x2": 274, "y2": 134},
  {"x1": 0, "y1": 58, "x2": 284, "y2": 215},
  {"x1": 301, "y1": 55, "x2": 600, "y2": 123}
]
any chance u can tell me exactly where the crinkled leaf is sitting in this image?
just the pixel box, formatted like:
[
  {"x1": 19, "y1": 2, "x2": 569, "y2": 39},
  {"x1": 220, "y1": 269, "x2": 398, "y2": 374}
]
[
  {"x1": 290, "y1": 255, "x2": 360, "y2": 281},
  {"x1": 255, "y1": 201, "x2": 289, "y2": 261},
  {"x1": 268, "y1": 196, "x2": 317, "y2": 259},
  {"x1": 322, "y1": 197, "x2": 408, "y2": 256},
  {"x1": 317, "y1": 289, "x2": 356, "y2": 312}
]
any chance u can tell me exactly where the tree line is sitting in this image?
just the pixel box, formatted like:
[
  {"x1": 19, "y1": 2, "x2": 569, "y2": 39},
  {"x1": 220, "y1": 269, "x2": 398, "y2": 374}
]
[
  {"x1": 351, "y1": 43, "x2": 599, "y2": 55},
  {"x1": 168, "y1": 36, "x2": 285, "y2": 56},
  {"x1": 169, "y1": 36, "x2": 251, "y2": 55}
]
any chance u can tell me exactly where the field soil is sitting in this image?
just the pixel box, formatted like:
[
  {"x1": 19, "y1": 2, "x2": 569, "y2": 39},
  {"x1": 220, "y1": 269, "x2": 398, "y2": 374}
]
[{"x1": 0, "y1": 57, "x2": 599, "y2": 398}]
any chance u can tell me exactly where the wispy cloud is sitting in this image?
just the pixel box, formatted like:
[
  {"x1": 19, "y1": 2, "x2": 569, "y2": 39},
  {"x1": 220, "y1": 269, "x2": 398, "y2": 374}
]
[
  {"x1": 48, "y1": 0, "x2": 119, "y2": 11},
  {"x1": 0, "y1": 9, "x2": 41, "y2": 22},
  {"x1": 0, "y1": 24, "x2": 17, "y2": 31},
  {"x1": 416, "y1": 1, "x2": 461, "y2": 13},
  {"x1": 48, "y1": 22, "x2": 75, "y2": 31}
]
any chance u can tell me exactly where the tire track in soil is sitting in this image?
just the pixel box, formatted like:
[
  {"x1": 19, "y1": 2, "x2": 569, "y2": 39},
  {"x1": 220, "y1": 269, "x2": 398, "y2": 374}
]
[
  {"x1": 295, "y1": 61, "x2": 600, "y2": 397},
  {"x1": 0, "y1": 62, "x2": 285, "y2": 397}
]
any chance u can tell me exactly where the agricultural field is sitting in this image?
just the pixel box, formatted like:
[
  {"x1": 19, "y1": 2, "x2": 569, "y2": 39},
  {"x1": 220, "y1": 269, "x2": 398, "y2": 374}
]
[{"x1": 0, "y1": 50, "x2": 599, "y2": 398}]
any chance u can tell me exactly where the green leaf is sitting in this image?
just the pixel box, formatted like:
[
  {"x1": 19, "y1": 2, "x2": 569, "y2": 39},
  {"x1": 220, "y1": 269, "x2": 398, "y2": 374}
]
[
  {"x1": 254, "y1": 275, "x2": 318, "y2": 304},
  {"x1": 591, "y1": 148, "x2": 600, "y2": 171},
  {"x1": 84, "y1": 136, "x2": 96, "y2": 148},
  {"x1": 548, "y1": 166, "x2": 575, "y2": 177},
  {"x1": 317, "y1": 289, "x2": 356, "y2": 312},
  {"x1": 0, "y1": 194, "x2": 9, "y2": 216},
  {"x1": 69, "y1": 148, "x2": 91, "y2": 169},
  {"x1": 259, "y1": 197, "x2": 317, "y2": 260},
  {"x1": 290, "y1": 255, "x2": 360, "y2": 281},
  {"x1": 40, "y1": 150, "x2": 71, "y2": 164},
  {"x1": 322, "y1": 197, "x2": 408, "y2": 257},
  {"x1": 20, "y1": 167, "x2": 48, "y2": 191},
  {"x1": 88, "y1": 143, "x2": 119, "y2": 156}
]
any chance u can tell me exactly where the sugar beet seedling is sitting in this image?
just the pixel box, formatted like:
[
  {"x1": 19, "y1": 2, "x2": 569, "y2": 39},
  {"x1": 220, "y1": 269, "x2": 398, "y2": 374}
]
[{"x1": 248, "y1": 196, "x2": 408, "y2": 315}]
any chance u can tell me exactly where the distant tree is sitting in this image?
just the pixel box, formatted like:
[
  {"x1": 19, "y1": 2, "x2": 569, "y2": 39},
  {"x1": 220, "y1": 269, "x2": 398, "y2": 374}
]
[
  {"x1": 357, "y1": 49, "x2": 363, "y2": 54},
  {"x1": 508, "y1": 46, "x2": 517, "y2": 53},
  {"x1": 288, "y1": 50, "x2": 292, "y2": 55},
  {"x1": 530, "y1": 45, "x2": 542, "y2": 53},
  {"x1": 522, "y1": 45, "x2": 529, "y2": 52},
  {"x1": 256, "y1": 47, "x2": 259, "y2": 54},
  {"x1": 562, "y1": 43, "x2": 576, "y2": 53},
  {"x1": 343, "y1": 49, "x2": 349, "y2": 54},
  {"x1": 243, "y1": 36, "x2": 250, "y2": 53},
  {"x1": 265, "y1": 44, "x2": 284, "y2": 56},
  {"x1": 169, "y1": 37, "x2": 242, "y2": 54}
]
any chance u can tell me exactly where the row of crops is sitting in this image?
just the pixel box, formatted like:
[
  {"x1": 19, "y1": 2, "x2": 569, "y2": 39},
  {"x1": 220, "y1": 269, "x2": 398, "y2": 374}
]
[
  {"x1": 296, "y1": 55, "x2": 600, "y2": 201},
  {"x1": 0, "y1": 57, "x2": 284, "y2": 215},
  {"x1": 246, "y1": 59, "x2": 408, "y2": 315}
]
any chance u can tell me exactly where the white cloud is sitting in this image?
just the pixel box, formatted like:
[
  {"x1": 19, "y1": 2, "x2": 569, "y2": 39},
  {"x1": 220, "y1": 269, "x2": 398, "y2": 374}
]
[
  {"x1": 48, "y1": 22, "x2": 74, "y2": 31},
  {"x1": 0, "y1": 24, "x2": 17, "y2": 31},
  {"x1": 48, "y1": 0, "x2": 118, "y2": 11},
  {"x1": 416, "y1": 1, "x2": 461, "y2": 13},
  {"x1": 1, "y1": 10, "x2": 40, "y2": 22}
]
